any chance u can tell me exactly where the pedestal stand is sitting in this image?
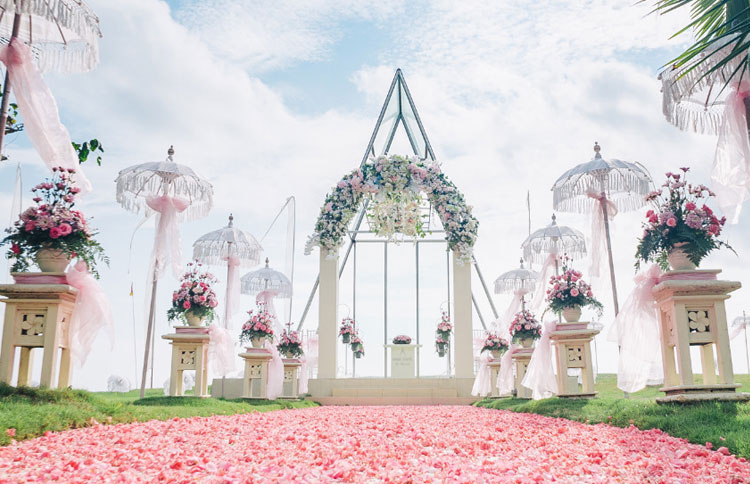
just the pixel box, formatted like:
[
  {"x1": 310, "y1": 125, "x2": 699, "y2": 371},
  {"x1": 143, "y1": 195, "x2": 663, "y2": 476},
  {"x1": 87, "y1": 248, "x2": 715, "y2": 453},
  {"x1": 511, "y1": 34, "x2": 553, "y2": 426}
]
[
  {"x1": 653, "y1": 270, "x2": 749, "y2": 403},
  {"x1": 488, "y1": 358, "x2": 503, "y2": 398},
  {"x1": 0, "y1": 279, "x2": 77, "y2": 388},
  {"x1": 282, "y1": 358, "x2": 302, "y2": 399},
  {"x1": 239, "y1": 348, "x2": 272, "y2": 399},
  {"x1": 162, "y1": 328, "x2": 210, "y2": 397},
  {"x1": 385, "y1": 344, "x2": 422, "y2": 378},
  {"x1": 512, "y1": 347, "x2": 534, "y2": 399},
  {"x1": 550, "y1": 324, "x2": 599, "y2": 398}
]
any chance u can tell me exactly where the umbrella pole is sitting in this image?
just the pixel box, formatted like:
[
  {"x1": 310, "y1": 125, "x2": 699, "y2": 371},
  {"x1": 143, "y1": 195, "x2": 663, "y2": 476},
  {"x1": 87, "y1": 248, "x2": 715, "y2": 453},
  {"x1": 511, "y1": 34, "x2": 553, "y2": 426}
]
[
  {"x1": 0, "y1": 14, "x2": 22, "y2": 157},
  {"x1": 745, "y1": 324, "x2": 749, "y2": 374},
  {"x1": 600, "y1": 196, "x2": 620, "y2": 315},
  {"x1": 140, "y1": 272, "x2": 159, "y2": 399}
]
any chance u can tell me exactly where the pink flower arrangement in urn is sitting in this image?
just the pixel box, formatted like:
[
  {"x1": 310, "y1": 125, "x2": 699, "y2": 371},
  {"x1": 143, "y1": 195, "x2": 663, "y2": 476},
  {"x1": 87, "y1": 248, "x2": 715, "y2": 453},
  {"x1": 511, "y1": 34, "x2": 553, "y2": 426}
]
[
  {"x1": 167, "y1": 260, "x2": 219, "y2": 326},
  {"x1": 277, "y1": 329, "x2": 304, "y2": 358},
  {"x1": 2, "y1": 167, "x2": 106, "y2": 275},
  {"x1": 392, "y1": 335, "x2": 412, "y2": 345},
  {"x1": 509, "y1": 310, "x2": 542, "y2": 347},
  {"x1": 636, "y1": 167, "x2": 733, "y2": 271},
  {"x1": 481, "y1": 332, "x2": 509, "y2": 358},
  {"x1": 545, "y1": 256, "x2": 602, "y2": 322},
  {"x1": 240, "y1": 304, "x2": 275, "y2": 348}
]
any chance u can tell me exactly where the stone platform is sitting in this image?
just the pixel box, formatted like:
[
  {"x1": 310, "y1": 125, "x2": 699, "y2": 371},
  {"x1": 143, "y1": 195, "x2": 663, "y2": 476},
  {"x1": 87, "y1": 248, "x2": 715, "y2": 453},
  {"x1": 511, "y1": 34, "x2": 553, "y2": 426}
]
[{"x1": 308, "y1": 377, "x2": 478, "y2": 405}]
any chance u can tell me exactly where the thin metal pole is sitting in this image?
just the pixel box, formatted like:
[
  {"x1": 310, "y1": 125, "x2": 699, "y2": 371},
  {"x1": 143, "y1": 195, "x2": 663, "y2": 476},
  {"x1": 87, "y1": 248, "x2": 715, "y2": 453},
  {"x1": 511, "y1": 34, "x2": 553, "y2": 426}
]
[
  {"x1": 415, "y1": 242, "x2": 420, "y2": 377},
  {"x1": 0, "y1": 13, "x2": 21, "y2": 157},
  {"x1": 351, "y1": 242, "x2": 357, "y2": 378},
  {"x1": 744, "y1": 312, "x2": 749, "y2": 374},
  {"x1": 473, "y1": 257, "x2": 499, "y2": 319},
  {"x1": 446, "y1": 248, "x2": 451, "y2": 376},
  {"x1": 383, "y1": 243, "x2": 388, "y2": 378},
  {"x1": 140, "y1": 271, "x2": 158, "y2": 398},
  {"x1": 600, "y1": 194, "x2": 620, "y2": 315},
  {"x1": 149, "y1": 326, "x2": 155, "y2": 389}
]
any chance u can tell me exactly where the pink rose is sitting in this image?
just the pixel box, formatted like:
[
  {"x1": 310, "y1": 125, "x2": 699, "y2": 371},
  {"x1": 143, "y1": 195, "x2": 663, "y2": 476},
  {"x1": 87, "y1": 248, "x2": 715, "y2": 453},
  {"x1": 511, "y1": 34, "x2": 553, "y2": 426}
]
[
  {"x1": 570, "y1": 288, "x2": 579, "y2": 297},
  {"x1": 666, "y1": 217, "x2": 677, "y2": 227},
  {"x1": 58, "y1": 223, "x2": 73, "y2": 236},
  {"x1": 325, "y1": 202, "x2": 333, "y2": 213},
  {"x1": 586, "y1": 291, "x2": 593, "y2": 297},
  {"x1": 685, "y1": 202, "x2": 696, "y2": 211},
  {"x1": 182, "y1": 301, "x2": 191, "y2": 310},
  {"x1": 49, "y1": 227, "x2": 62, "y2": 239},
  {"x1": 24, "y1": 221, "x2": 35, "y2": 232}
]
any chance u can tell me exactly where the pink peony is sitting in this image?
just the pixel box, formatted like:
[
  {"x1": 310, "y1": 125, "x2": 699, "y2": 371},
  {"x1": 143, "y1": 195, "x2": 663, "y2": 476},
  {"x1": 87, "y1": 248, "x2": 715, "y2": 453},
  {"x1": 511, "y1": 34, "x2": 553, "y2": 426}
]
[{"x1": 666, "y1": 217, "x2": 677, "y2": 228}]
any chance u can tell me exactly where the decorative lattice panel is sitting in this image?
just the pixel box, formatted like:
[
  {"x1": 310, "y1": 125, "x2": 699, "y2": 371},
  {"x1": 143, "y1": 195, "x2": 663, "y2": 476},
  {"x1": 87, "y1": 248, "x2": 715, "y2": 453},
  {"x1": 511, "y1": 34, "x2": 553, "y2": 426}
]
[
  {"x1": 247, "y1": 363, "x2": 263, "y2": 379},
  {"x1": 566, "y1": 345, "x2": 585, "y2": 368},
  {"x1": 687, "y1": 309, "x2": 711, "y2": 333},
  {"x1": 179, "y1": 349, "x2": 196, "y2": 368}
]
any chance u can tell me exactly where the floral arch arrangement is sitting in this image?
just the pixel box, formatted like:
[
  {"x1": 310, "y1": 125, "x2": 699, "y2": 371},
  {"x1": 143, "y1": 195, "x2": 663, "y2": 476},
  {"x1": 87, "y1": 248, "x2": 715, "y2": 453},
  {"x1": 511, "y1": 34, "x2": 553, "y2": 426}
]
[{"x1": 305, "y1": 155, "x2": 479, "y2": 263}]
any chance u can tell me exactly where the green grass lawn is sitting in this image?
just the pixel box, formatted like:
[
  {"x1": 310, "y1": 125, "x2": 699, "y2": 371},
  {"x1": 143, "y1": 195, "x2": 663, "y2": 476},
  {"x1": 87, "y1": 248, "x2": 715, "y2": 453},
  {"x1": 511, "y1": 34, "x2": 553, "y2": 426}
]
[
  {"x1": 0, "y1": 383, "x2": 316, "y2": 445},
  {"x1": 476, "y1": 373, "x2": 750, "y2": 459}
]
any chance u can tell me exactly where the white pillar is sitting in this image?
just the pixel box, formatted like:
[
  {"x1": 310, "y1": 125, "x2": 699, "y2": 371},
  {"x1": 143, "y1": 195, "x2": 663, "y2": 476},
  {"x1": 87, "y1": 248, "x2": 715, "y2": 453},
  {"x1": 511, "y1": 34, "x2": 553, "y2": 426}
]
[
  {"x1": 318, "y1": 249, "x2": 339, "y2": 379},
  {"x1": 453, "y1": 252, "x2": 474, "y2": 378}
]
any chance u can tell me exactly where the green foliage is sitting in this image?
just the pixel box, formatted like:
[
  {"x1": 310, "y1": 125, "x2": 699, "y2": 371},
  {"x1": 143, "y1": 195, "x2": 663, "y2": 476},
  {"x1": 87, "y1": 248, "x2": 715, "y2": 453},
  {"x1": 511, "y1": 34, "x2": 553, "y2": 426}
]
[
  {"x1": 476, "y1": 373, "x2": 750, "y2": 459},
  {"x1": 72, "y1": 139, "x2": 104, "y2": 166},
  {"x1": 648, "y1": 0, "x2": 750, "y2": 90},
  {"x1": 0, "y1": 383, "x2": 317, "y2": 445}
]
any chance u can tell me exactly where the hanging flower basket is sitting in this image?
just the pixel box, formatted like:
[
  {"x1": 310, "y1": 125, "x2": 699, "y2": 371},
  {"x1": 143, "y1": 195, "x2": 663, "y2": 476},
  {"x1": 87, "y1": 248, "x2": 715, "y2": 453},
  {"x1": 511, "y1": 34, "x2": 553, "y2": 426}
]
[{"x1": 339, "y1": 318, "x2": 355, "y2": 344}]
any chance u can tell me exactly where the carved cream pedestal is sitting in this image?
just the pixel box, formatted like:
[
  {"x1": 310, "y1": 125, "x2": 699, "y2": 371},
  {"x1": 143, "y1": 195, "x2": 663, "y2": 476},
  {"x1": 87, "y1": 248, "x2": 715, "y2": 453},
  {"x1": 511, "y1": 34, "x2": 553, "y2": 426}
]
[
  {"x1": 282, "y1": 358, "x2": 302, "y2": 399},
  {"x1": 550, "y1": 325, "x2": 599, "y2": 398},
  {"x1": 488, "y1": 359, "x2": 503, "y2": 398},
  {"x1": 0, "y1": 282, "x2": 77, "y2": 388},
  {"x1": 385, "y1": 344, "x2": 421, "y2": 378},
  {"x1": 653, "y1": 270, "x2": 749, "y2": 402},
  {"x1": 162, "y1": 331, "x2": 210, "y2": 397},
  {"x1": 239, "y1": 348, "x2": 272, "y2": 399},
  {"x1": 512, "y1": 348, "x2": 533, "y2": 399}
]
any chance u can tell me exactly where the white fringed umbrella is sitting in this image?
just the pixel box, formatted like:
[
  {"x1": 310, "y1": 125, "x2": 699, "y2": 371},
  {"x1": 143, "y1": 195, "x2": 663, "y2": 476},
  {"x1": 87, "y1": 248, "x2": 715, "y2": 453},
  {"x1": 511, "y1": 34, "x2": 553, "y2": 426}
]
[
  {"x1": 115, "y1": 146, "x2": 213, "y2": 398},
  {"x1": 522, "y1": 214, "x2": 586, "y2": 267},
  {"x1": 732, "y1": 313, "x2": 750, "y2": 374},
  {"x1": 242, "y1": 258, "x2": 292, "y2": 326},
  {"x1": 0, "y1": 0, "x2": 102, "y2": 154},
  {"x1": 494, "y1": 259, "x2": 538, "y2": 331},
  {"x1": 552, "y1": 142, "x2": 651, "y2": 315},
  {"x1": 193, "y1": 214, "x2": 262, "y2": 329}
]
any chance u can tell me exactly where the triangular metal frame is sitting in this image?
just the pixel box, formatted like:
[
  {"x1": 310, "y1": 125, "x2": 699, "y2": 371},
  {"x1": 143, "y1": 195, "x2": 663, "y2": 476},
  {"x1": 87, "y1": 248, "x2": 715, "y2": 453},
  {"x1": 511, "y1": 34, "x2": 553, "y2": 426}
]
[{"x1": 298, "y1": 69, "x2": 498, "y2": 339}]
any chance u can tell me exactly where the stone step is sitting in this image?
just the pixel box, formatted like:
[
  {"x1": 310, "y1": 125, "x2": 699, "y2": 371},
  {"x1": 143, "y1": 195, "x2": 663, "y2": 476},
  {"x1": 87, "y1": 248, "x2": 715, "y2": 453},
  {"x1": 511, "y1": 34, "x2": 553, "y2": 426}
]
[
  {"x1": 313, "y1": 396, "x2": 479, "y2": 406},
  {"x1": 331, "y1": 387, "x2": 458, "y2": 398}
]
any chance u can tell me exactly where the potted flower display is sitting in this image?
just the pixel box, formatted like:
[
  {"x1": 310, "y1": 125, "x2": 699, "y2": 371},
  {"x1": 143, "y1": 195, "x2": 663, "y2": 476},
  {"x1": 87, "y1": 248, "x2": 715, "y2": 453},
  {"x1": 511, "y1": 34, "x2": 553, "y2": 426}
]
[
  {"x1": 546, "y1": 256, "x2": 602, "y2": 323},
  {"x1": 392, "y1": 335, "x2": 412, "y2": 344},
  {"x1": 481, "y1": 332, "x2": 509, "y2": 359},
  {"x1": 339, "y1": 317, "x2": 355, "y2": 344},
  {"x1": 167, "y1": 260, "x2": 219, "y2": 327},
  {"x1": 240, "y1": 305, "x2": 275, "y2": 348},
  {"x1": 277, "y1": 328, "x2": 304, "y2": 358},
  {"x1": 435, "y1": 336, "x2": 449, "y2": 357},
  {"x1": 2, "y1": 167, "x2": 107, "y2": 275},
  {"x1": 509, "y1": 310, "x2": 542, "y2": 348},
  {"x1": 350, "y1": 333, "x2": 365, "y2": 358},
  {"x1": 436, "y1": 311, "x2": 453, "y2": 340},
  {"x1": 636, "y1": 167, "x2": 732, "y2": 271}
]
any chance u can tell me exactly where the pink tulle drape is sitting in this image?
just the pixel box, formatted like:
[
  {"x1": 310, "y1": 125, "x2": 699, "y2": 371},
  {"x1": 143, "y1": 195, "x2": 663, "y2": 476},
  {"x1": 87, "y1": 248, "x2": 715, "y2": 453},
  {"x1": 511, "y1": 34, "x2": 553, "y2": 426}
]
[
  {"x1": 256, "y1": 289, "x2": 282, "y2": 332},
  {"x1": 608, "y1": 264, "x2": 664, "y2": 393},
  {"x1": 66, "y1": 261, "x2": 114, "y2": 366},
  {"x1": 587, "y1": 192, "x2": 618, "y2": 278},
  {"x1": 146, "y1": 195, "x2": 189, "y2": 280},
  {"x1": 499, "y1": 293, "x2": 522, "y2": 334},
  {"x1": 496, "y1": 345, "x2": 518, "y2": 395},
  {"x1": 713, "y1": 81, "x2": 750, "y2": 224},
  {"x1": 265, "y1": 339, "x2": 284, "y2": 400},
  {"x1": 529, "y1": 252, "x2": 557, "y2": 315},
  {"x1": 298, "y1": 356, "x2": 309, "y2": 394},
  {"x1": 521, "y1": 321, "x2": 558, "y2": 400},
  {"x1": 207, "y1": 325, "x2": 236, "y2": 377},
  {"x1": 0, "y1": 39, "x2": 91, "y2": 193},
  {"x1": 223, "y1": 256, "x2": 241, "y2": 330},
  {"x1": 471, "y1": 352, "x2": 492, "y2": 397}
]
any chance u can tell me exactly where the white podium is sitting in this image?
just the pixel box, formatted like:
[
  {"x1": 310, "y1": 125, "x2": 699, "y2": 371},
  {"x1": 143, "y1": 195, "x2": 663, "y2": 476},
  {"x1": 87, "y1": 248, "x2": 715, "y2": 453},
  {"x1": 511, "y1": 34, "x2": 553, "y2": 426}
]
[{"x1": 385, "y1": 344, "x2": 421, "y2": 378}]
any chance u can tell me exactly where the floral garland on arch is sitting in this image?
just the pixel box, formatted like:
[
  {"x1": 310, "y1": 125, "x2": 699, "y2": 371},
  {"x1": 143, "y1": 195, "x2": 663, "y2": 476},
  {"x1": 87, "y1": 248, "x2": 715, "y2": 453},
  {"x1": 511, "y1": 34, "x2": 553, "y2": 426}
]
[{"x1": 304, "y1": 154, "x2": 479, "y2": 264}]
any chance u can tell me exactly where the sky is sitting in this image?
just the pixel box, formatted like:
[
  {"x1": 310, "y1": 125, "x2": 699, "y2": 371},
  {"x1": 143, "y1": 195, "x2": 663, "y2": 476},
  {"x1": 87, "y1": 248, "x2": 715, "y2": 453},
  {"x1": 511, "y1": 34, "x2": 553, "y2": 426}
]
[{"x1": 2, "y1": 0, "x2": 750, "y2": 391}]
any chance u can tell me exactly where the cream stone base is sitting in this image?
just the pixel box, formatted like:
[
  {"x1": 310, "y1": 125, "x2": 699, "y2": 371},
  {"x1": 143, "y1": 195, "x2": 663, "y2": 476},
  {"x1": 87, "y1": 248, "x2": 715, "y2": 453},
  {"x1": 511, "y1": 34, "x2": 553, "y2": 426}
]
[
  {"x1": 281, "y1": 358, "x2": 302, "y2": 399},
  {"x1": 162, "y1": 332, "x2": 210, "y2": 397},
  {"x1": 488, "y1": 360, "x2": 504, "y2": 398},
  {"x1": 550, "y1": 327, "x2": 599, "y2": 398},
  {"x1": 512, "y1": 348, "x2": 533, "y2": 399},
  {"x1": 239, "y1": 349, "x2": 272, "y2": 399},
  {"x1": 385, "y1": 344, "x2": 421, "y2": 378}
]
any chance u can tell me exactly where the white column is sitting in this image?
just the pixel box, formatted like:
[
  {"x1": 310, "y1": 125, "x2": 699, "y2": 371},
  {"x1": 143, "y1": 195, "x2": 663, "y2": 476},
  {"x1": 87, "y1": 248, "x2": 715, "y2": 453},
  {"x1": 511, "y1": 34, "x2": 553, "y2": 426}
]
[
  {"x1": 453, "y1": 252, "x2": 474, "y2": 378},
  {"x1": 318, "y1": 249, "x2": 339, "y2": 379}
]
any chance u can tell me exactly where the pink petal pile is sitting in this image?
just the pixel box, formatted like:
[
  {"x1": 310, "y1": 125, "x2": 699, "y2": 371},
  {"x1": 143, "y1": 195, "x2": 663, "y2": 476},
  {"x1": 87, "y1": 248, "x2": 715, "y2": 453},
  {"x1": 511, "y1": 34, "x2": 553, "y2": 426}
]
[{"x1": 1, "y1": 406, "x2": 748, "y2": 483}]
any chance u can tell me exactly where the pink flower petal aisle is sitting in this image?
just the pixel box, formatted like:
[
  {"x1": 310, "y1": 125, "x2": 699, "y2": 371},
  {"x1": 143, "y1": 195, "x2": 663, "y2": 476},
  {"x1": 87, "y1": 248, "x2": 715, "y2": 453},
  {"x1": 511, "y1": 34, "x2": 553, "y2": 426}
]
[{"x1": 1, "y1": 406, "x2": 748, "y2": 483}]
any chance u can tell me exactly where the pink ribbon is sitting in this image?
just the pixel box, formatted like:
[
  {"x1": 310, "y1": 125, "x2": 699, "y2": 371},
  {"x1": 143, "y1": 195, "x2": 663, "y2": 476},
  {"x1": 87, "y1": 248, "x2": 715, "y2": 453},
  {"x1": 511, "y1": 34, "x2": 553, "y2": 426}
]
[
  {"x1": 713, "y1": 81, "x2": 750, "y2": 224},
  {"x1": 496, "y1": 344, "x2": 518, "y2": 395},
  {"x1": 0, "y1": 39, "x2": 92, "y2": 193},
  {"x1": 587, "y1": 191, "x2": 618, "y2": 278},
  {"x1": 608, "y1": 264, "x2": 664, "y2": 393},
  {"x1": 223, "y1": 256, "x2": 241, "y2": 330},
  {"x1": 146, "y1": 195, "x2": 189, "y2": 279},
  {"x1": 521, "y1": 321, "x2": 558, "y2": 400},
  {"x1": 66, "y1": 261, "x2": 114, "y2": 366},
  {"x1": 265, "y1": 339, "x2": 284, "y2": 400},
  {"x1": 207, "y1": 324, "x2": 236, "y2": 377},
  {"x1": 471, "y1": 352, "x2": 493, "y2": 397}
]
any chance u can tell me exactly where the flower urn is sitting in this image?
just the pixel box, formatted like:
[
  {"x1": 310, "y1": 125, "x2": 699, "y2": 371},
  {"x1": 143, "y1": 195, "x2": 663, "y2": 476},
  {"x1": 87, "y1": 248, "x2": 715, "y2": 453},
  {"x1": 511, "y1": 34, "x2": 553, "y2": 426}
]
[
  {"x1": 667, "y1": 242, "x2": 697, "y2": 271},
  {"x1": 490, "y1": 349, "x2": 503, "y2": 360},
  {"x1": 184, "y1": 311, "x2": 205, "y2": 327},
  {"x1": 520, "y1": 337, "x2": 534, "y2": 348},
  {"x1": 251, "y1": 336, "x2": 265, "y2": 349},
  {"x1": 342, "y1": 333, "x2": 351, "y2": 344},
  {"x1": 35, "y1": 248, "x2": 70, "y2": 273},
  {"x1": 562, "y1": 306, "x2": 582, "y2": 323}
]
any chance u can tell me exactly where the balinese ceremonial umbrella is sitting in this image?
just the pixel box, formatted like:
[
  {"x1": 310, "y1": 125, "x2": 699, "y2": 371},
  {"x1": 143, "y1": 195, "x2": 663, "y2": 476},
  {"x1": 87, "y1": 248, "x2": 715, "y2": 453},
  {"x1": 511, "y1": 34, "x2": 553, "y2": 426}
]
[
  {"x1": 115, "y1": 146, "x2": 213, "y2": 398},
  {"x1": 732, "y1": 312, "x2": 750, "y2": 374},
  {"x1": 522, "y1": 214, "x2": 587, "y2": 313},
  {"x1": 552, "y1": 143, "x2": 651, "y2": 315},
  {"x1": 493, "y1": 259, "x2": 538, "y2": 333},
  {"x1": 0, "y1": 0, "x2": 101, "y2": 178},
  {"x1": 193, "y1": 214, "x2": 263, "y2": 329},
  {"x1": 241, "y1": 258, "x2": 293, "y2": 327}
]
